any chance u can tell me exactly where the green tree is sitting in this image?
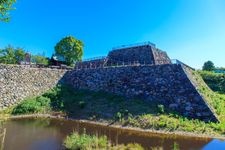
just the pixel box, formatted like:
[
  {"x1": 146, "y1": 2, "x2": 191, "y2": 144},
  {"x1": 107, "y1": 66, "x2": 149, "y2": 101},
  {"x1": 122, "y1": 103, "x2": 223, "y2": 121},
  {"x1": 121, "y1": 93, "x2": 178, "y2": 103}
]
[
  {"x1": 32, "y1": 54, "x2": 49, "y2": 65},
  {"x1": 54, "y1": 36, "x2": 83, "y2": 66},
  {"x1": 0, "y1": 45, "x2": 26, "y2": 64},
  {"x1": 14, "y1": 48, "x2": 25, "y2": 63},
  {"x1": 0, "y1": 45, "x2": 16, "y2": 64},
  {"x1": 0, "y1": 0, "x2": 16, "y2": 22},
  {"x1": 202, "y1": 61, "x2": 215, "y2": 71}
]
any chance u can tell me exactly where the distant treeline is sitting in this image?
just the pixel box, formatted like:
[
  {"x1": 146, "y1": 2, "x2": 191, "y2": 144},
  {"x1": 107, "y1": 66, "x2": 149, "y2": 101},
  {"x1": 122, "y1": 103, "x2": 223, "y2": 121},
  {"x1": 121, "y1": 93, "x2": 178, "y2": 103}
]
[
  {"x1": 0, "y1": 36, "x2": 84, "y2": 66},
  {"x1": 199, "y1": 71, "x2": 225, "y2": 94},
  {"x1": 0, "y1": 45, "x2": 49, "y2": 65}
]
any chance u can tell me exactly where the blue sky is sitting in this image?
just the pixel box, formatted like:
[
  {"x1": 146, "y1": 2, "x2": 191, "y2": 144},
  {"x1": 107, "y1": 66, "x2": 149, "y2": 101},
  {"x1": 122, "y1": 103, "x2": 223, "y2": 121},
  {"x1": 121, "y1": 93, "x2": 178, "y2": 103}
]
[{"x1": 0, "y1": 0, "x2": 225, "y2": 69}]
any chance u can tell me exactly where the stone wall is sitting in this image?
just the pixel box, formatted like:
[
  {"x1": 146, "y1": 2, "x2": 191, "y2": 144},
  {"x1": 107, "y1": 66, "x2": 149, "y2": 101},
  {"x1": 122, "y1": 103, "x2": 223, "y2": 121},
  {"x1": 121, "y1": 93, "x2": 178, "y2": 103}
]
[
  {"x1": 75, "y1": 57, "x2": 108, "y2": 68},
  {"x1": 74, "y1": 44, "x2": 171, "y2": 69},
  {"x1": 0, "y1": 63, "x2": 219, "y2": 122},
  {"x1": 64, "y1": 64, "x2": 218, "y2": 122},
  {"x1": 152, "y1": 47, "x2": 171, "y2": 65},
  {"x1": 107, "y1": 45, "x2": 155, "y2": 64},
  {"x1": 0, "y1": 64, "x2": 67, "y2": 108},
  {"x1": 107, "y1": 45, "x2": 171, "y2": 65}
]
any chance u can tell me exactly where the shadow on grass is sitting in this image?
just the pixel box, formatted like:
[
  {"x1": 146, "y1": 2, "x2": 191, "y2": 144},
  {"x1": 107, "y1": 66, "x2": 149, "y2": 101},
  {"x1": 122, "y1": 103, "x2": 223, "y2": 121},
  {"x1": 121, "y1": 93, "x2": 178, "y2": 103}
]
[{"x1": 43, "y1": 84, "x2": 179, "y2": 121}]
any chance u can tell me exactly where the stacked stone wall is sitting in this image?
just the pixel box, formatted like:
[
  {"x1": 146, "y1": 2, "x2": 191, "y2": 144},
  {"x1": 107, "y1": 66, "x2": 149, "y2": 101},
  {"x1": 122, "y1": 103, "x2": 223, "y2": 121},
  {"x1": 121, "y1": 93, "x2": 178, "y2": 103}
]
[
  {"x1": 0, "y1": 63, "x2": 219, "y2": 122},
  {"x1": 64, "y1": 64, "x2": 218, "y2": 122},
  {"x1": 107, "y1": 45, "x2": 155, "y2": 65},
  {"x1": 152, "y1": 47, "x2": 171, "y2": 65},
  {"x1": 75, "y1": 58, "x2": 108, "y2": 68},
  {"x1": 75, "y1": 44, "x2": 171, "y2": 68},
  {"x1": 0, "y1": 64, "x2": 67, "y2": 108}
]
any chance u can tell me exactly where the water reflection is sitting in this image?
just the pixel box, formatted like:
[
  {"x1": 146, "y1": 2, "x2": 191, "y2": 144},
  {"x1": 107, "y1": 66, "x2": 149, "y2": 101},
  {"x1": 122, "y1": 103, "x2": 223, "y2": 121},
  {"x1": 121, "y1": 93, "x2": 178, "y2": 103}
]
[{"x1": 3, "y1": 118, "x2": 225, "y2": 150}]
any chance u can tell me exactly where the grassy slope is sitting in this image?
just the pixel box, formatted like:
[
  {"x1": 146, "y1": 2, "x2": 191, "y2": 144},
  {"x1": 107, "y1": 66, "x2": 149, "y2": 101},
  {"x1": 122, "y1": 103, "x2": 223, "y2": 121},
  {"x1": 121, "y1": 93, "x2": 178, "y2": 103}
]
[
  {"x1": 183, "y1": 67, "x2": 225, "y2": 122},
  {"x1": 8, "y1": 83, "x2": 225, "y2": 136}
]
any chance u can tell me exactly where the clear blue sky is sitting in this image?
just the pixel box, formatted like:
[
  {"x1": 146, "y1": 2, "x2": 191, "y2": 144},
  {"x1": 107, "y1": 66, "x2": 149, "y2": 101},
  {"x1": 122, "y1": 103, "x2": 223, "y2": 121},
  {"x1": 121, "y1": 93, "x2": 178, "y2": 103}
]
[{"x1": 0, "y1": 0, "x2": 225, "y2": 69}]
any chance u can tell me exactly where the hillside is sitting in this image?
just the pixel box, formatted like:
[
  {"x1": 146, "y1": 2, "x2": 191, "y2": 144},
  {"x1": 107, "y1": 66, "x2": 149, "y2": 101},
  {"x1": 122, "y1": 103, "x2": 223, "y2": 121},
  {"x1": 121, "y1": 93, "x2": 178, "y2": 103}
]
[{"x1": 183, "y1": 67, "x2": 225, "y2": 122}]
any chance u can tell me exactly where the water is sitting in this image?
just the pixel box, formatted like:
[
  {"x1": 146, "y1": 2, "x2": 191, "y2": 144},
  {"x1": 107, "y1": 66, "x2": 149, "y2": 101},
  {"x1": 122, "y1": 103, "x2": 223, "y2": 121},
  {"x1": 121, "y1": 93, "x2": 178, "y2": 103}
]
[{"x1": 2, "y1": 118, "x2": 225, "y2": 150}]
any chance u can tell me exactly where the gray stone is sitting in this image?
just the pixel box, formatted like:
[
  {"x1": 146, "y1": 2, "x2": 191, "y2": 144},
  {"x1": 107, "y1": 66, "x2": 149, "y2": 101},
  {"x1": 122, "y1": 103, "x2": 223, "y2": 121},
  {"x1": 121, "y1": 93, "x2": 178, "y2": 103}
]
[
  {"x1": 185, "y1": 106, "x2": 193, "y2": 111},
  {"x1": 169, "y1": 103, "x2": 178, "y2": 110},
  {"x1": 0, "y1": 64, "x2": 67, "y2": 109},
  {"x1": 196, "y1": 113, "x2": 202, "y2": 117}
]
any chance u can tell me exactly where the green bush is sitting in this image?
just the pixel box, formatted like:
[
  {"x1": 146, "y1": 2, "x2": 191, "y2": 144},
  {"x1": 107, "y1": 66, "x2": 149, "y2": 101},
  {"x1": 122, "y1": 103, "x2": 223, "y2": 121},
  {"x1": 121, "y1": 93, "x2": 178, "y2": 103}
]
[
  {"x1": 36, "y1": 96, "x2": 51, "y2": 106},
  {"x1": 42, "y1": 88, "x2": 58, "y2": 100},
  {"x1": 64, "y1": 132, "x2": 108, "y2": 150},
  {"x1": 43, "y1": 86, "x2": 65, "y2": 110},
  {"x1": 115, "y1": 112, "x2": 122, "y2": 121},
  {"x1": 64, "y1": 132, "x2": 144, "y2": 150},
  {"x1": 199, "y1": 71, "x2": 225, "y2": 93},
  {"x1": 12, "y1": 98, "x2": 40, "y2": 114},
  {"x1": 12, "y1": 96, "x2": 51, "y2": 115},
  {"x1": 157, "y1": 104, "x2": 165, "y2": 114}
]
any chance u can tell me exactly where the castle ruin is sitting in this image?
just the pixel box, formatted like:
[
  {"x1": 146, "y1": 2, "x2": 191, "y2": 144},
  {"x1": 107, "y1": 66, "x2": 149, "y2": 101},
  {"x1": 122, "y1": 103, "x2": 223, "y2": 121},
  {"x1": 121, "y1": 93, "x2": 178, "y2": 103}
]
[
  {"x1": 0, "y1": 42, "x2": 219, "y2": 122},
  {"x1": 76, "y1": 42, "x2": 171, "y2": 68}
]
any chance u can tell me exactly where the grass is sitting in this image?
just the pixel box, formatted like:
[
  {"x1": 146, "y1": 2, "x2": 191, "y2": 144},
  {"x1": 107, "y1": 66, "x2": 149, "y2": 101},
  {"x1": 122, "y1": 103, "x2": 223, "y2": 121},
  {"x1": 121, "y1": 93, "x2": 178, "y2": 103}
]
[
  {"x1": 64, "y1": 131, "x2": 108, "y2": 150},
  {"x1": 123, "y1": 114, "x2": 225, "y2": 135},
  {"x1": 190, "y1": 70, "x2": 225, "y2": 122},
  {"x1": 198, "y1": 71, "x2": 225, "y2": 94},
  {"x1": 12, "y1": 96, "x2": 51, "y2": 115},
  {"x1": 64, "y1": 131, "x2": 144, "y2": 150},
  {"x1": 8, "y1": 83, "x2": 225, "y2": 137}
]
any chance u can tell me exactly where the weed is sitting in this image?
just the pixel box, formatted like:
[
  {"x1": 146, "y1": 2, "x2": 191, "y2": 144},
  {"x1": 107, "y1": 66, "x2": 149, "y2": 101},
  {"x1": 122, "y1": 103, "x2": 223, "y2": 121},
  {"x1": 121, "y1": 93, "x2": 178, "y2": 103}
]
[
  {"x1": 63, "y1": 132, "x2": 144, "y2": 150},
  {"x1": 157, "y1": 104, "x2": 165, "y2": 114}
]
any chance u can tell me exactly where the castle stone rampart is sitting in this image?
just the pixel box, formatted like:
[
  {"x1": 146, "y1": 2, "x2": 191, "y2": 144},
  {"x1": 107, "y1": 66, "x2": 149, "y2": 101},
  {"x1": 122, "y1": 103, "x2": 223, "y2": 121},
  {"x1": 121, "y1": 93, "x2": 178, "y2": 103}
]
[
  {"x1": 64, "y1": 64, "x2": 218, "y2": 122},
  {"x1": 76, "y1": 43, "x2": 171, "y2": 68},
  {"x1": 0, "y1": 64, "x2": 67, "y2": 108},
  {"x1": 0, "y1": 43, "x2": 219, "y2": 122}
]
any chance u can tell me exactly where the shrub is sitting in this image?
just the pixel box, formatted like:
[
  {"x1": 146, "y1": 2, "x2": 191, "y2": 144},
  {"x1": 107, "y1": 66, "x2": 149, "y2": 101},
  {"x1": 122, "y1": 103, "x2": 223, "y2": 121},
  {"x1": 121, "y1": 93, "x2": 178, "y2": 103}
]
[
  {"x1": 12, "y1": 96, "x2": 51, "y2": 115},
  {"x1": 42, "y1": 88, "x2": 58, "y2": 100},
  {"x1": 64, "y1": 132, "x2": 107, "y2": 150},
  {"x1": 202, "y1": 61, "x2": 215, "y2": 71},
  {"x1": 64, "y1": 132, "x2": 144, "y2": 150},
  {"x1": 115, "y1": 112, "x2": 122, "y2": 121},
  {"x1": 157, "y1": 104, "x2": 165, "y2": 114},
  {"x1": 12, "y1": 99, "x2": 41, "y2": 115},
  {"x1": 199, "y1": 71, "x2": 225, "y2": 93},
  {"x1": 36, "y1": 96, "x2": 51, "y2": 106}
]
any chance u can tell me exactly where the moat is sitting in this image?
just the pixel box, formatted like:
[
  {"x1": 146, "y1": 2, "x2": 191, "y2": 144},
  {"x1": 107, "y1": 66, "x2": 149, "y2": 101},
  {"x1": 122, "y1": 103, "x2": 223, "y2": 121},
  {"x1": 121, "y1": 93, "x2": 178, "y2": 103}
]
[{"x1": 3, "y1": 118, "x2": 225, "y2": 150}]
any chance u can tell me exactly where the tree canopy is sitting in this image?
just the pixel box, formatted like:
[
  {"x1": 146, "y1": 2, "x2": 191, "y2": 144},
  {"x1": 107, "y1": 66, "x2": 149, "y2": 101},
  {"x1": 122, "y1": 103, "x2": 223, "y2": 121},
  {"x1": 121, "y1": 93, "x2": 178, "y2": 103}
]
[
  {"x1": 0, "y1": 45, "x2": 25, "y2": 64},
  {"x1": 54, "y1": 36, "x2": 83, "y2": 66},
  {"x1": 0, "y1": 0, "x2": 16, "y2": 22},
  {"x1": 199, "y1": 71, "x2": 225, "y2": 93},
  {"x1": 202, "y1": 60, "x2": 215, "y2": 71},
  {"x1": 0, "y1": 45, "x2": 49, "y2": 65},
  {"x1": 31, "y1": 54, "x2": 49, "y2": 65}
]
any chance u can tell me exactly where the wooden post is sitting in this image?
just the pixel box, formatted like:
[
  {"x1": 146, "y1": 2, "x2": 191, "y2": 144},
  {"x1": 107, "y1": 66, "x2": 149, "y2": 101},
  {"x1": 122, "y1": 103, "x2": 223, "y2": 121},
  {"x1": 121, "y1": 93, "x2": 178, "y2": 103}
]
[{"x1": 0, "y1": 128, "x2": 6, "y2": 150}]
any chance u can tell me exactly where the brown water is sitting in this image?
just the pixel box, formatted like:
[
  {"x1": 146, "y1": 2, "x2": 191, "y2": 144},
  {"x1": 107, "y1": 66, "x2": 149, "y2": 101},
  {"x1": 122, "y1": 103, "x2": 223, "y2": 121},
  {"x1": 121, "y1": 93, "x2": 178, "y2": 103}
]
[{"x1": 2, "y1": 118, "x2": 225, "y2": 150}]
